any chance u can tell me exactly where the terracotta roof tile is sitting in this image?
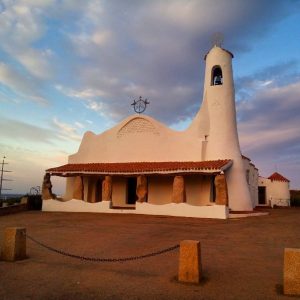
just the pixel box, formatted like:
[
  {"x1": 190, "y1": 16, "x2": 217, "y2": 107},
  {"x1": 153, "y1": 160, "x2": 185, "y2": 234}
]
[
  {"x1": 268, "y1": 172, "x2": 290, "y2": 182},
  {"x1": 47, "y1": 160, "x2": 232, "y2": 176}
]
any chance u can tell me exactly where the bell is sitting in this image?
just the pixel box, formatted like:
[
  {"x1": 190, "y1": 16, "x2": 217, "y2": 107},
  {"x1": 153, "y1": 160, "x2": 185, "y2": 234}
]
[{"x1": 214, "y1": 75, "x2": 222, "y2": 85}]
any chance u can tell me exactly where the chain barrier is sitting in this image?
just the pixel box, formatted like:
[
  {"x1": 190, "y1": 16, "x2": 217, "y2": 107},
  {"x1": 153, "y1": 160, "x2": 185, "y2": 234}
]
[{"x1": 25, "y1": 233, "x2": 179, "y2": 262}]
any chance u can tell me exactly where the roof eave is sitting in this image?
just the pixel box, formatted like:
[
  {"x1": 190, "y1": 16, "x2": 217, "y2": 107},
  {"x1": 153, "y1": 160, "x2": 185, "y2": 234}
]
[{"x1": 48, "y1": 168, "x2": 227, "y2": 177}]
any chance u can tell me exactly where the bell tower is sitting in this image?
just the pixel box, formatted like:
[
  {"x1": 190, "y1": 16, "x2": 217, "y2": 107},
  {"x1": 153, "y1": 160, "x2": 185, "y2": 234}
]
[{"x1": 203, "y1": 45, "x2": 253, "y2": 211}]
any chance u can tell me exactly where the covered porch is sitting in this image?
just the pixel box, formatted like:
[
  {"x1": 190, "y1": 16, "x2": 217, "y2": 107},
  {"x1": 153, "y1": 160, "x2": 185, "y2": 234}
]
[{"x1": 43, "y1": 160, "x2": 232, "y2": 219}]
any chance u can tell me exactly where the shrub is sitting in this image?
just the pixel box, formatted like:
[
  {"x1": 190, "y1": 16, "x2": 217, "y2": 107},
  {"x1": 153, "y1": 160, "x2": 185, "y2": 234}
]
[
  {"x1": 6, "y1": 197, "x2": 22, "y2": 206},
  {"x1": 26, "y1": 195, "x2": 42, "y2": 210},
  {"x1": 290, "y1": 190, "x2": 300, "y2": 207}
]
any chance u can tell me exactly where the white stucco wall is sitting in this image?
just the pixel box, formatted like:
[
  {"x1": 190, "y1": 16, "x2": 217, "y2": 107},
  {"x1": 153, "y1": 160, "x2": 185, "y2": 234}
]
[
  {"x1": 195, "y1": 46, "x2": 253, "y2": 211},
  {"x1": 68, "y1": 115, "x2": 205, "y2": 164},
  {"x1": 42, "y1": 199, "x2": 228, "y2": 219},
  {"x1": 242, "y1": 158, "x2": 259, "y2": 207},
  {"x1": 258, "y1": 176, "x2": 290, "y2": 206}
]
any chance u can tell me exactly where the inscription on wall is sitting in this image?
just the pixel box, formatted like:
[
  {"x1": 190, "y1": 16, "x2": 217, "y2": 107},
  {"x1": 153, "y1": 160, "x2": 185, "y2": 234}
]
[{"x1": 117, "y1": 118, "x2": 159, "y2": 138}]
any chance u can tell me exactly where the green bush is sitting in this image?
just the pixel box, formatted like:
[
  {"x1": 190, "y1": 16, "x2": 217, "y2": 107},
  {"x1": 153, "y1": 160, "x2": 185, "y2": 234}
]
[
  {"x1": 26, "y1": 195, "x2": 42, "y2": 210},
  {"x1": 6, "y1": 197, "x2": 22, "y2": 205},
  {"x1": 290, "y1": 190, "x2": 300, "y2": 207}
]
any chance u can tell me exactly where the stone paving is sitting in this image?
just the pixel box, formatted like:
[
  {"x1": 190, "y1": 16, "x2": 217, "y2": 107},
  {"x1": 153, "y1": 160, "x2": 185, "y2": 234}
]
[{"x1": 0, "y1": 208, "x2": 300, "y2": 300}]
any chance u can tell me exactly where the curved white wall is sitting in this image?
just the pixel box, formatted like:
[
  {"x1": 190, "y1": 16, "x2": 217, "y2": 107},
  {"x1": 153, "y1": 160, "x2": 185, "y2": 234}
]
[
  {"x1": 69, "y1": 115, "x2": 204, "y2": 164},
  {"x1": 259, "y1": 177, "x2": 290, "y2": 206},
  {"x1": 202, "y1": 47, "x2": 253, "y2": 211}
]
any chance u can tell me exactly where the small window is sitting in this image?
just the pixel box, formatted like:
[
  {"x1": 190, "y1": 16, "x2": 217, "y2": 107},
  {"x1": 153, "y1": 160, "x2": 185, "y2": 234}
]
[{"x1": 211, "y1": 66, "x2": 223, "y2": 86}]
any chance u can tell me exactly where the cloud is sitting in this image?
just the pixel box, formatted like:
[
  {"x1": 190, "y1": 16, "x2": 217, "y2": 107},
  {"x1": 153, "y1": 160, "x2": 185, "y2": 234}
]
[
  {"x1": 0, "y1": 117, "x2": 56, "y2": 143},
  {"x1": 235, "y1": 60, "x2": 300, "y2": 101},
  {"x1": 0, "y1": 0, "x2": 55, "y2": 79},
  {"x1": 1, "y1": 0, "x2": 299, "y2": 123},
  {"x1": 238, "y1": 81, "x2": 300, "y2": 185},
  {"x1": 58, "y1": 0, "x2": 300, "y2": 126},
  {"x1": 52, "y1": 117, "x2": 82, "y2": 142},
  {"x1": 0, "y1": 62, "x2": 48, "y2": 104},
  {"x1": 0, "y1": 142, "x2": 67, "y2": 194},
  {"x1": 75, "y1": 121, "x2": 84, "y2": 129},
  {"x1": 238, "y1": 81, "x2": 300, "y2": 127}
]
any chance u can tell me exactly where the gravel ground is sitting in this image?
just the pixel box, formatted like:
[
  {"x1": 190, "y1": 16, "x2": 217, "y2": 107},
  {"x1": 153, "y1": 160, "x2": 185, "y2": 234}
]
[{"x1": 0, "y1": 208, "x2": 300, "y2": 300}]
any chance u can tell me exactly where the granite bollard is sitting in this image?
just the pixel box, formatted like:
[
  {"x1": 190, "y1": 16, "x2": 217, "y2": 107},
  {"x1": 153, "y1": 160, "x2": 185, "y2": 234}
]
[
  {"x1": 178, "y1": 240, "x2": 202, "y2": 283},
  {"x1": 1, "y1": 227, "x2": 27, "y2": 261},
  {"x1": 284, "y1": 248, "x2": 300, "y2": 295}
]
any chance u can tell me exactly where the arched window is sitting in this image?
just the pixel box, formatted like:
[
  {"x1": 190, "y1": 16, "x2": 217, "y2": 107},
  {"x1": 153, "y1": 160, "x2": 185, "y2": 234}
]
[{"x1": 211, "y1": 66, "x2": 223, "y2": 86}]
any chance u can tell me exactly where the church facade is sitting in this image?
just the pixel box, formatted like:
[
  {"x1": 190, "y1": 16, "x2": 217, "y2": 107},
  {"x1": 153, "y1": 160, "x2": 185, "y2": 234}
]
[{"x1": 42, "y1": 45, "x2": 290, "y2": 219}]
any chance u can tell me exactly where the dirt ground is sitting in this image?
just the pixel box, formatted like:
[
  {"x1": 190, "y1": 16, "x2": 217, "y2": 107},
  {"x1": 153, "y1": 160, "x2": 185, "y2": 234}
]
[{"x1": 0, "y1": 208, "x2": 300, "y2": 300}]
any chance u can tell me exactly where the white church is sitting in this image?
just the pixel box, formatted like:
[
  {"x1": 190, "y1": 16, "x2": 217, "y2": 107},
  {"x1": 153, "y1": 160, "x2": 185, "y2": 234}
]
[{"x1": 42, "y1": 44, "x2": 290, "y2": 219}]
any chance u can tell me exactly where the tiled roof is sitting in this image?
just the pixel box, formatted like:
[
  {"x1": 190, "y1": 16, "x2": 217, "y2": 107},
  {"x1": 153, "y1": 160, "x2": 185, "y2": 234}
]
[
  {"x1": 268, "y1": 172, "x2": 290, "y2": 182},
  {"x1": 47, "y1": 160, "x2": 232, "y2": 176}
]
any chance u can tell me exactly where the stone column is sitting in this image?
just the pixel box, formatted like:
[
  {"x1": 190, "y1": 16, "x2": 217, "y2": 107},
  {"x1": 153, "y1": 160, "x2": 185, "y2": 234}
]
[
  {"x1": 214, "y1": 174, "x2": 229, "y2": 205},
  {"x1": 136, "y1": 175, "x2": 148, "y2": 203},
  {"x1": 284, "y1": 248, "x2": 300, "y2": 295},
  {"x1": 178, "y1": 240, "x2": 202, "y2": 283},
  {"x1": 102, "y1": 176, "x2": 112, "y2": 201},
  {"x1": 172, "y1": 176, "x2": 186, "y2": 203},
  {"x1": 73, "y1": 176, "x2": 84, "y2": 200},
  {"x1": 1, "y1": 227, "x2": 27, "y2": 261},
  {"x1": 42, "y1": 173, "x2": 56, "y2": 200}
]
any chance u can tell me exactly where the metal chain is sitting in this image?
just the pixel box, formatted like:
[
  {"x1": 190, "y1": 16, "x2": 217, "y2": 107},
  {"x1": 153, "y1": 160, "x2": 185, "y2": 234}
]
[{"x1": 25, "y1": 233, "x2": 179, "y2": 262}]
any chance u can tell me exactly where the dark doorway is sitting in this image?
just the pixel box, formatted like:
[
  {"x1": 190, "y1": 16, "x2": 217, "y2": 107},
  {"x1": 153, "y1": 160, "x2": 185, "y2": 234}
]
[
  {"x1": 95, "y1": 178, "x2": 102, "y2": 202},
  {"x1": 127, "y1": 177, "x2": 137, "y2": 204},
  {"x1": 211, "y1": 176, "x2": 216, "y2": 203},
  {"x1": 258, "y1": 186, "x2": 266, "y2": 205}
]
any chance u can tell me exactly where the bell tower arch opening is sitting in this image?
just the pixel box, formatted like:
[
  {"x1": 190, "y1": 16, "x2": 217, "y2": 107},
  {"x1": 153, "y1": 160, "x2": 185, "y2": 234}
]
[{"x1": 211, "y1": 65, "x2": 223, "y2": 86}]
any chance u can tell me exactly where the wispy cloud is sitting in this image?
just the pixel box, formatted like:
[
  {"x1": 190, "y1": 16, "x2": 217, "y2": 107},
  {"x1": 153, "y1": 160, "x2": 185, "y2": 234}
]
[
  {"x1": 0, "y1": 1, "x2": 54, "y2": 79},
  {"x1": 235, "y1": 60, "x2": 300, "y2": 101},
  {"x1": 0, "y1": 62, "x2": 48, "y2": 104},
  {"x1": 0, "y1": 117, "x2": 55, "y2": 143},
  {"x1": 52, "y1": 117, "x2": 82, "y2": 142}
]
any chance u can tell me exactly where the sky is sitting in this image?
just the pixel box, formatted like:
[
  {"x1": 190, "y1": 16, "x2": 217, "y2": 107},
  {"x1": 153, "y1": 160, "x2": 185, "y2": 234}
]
[{"x1": 0, "y1": 0, "x2": 300, "y2": 195}]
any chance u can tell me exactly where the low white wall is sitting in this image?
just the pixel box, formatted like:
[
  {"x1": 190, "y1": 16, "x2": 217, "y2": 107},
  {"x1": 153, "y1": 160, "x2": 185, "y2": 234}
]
[
  {"x1": 43, "y1": 199, "x2": 136, "y2": 214},
  {"x1": 43, "y1": 199, "x2": 228, "y2": 219},
  {"x1": 136, "y1": 202, "x2": 228, "y2": 219},
  {"x1": 270, "y1": 198, "x2": 290, "y2": 208}
]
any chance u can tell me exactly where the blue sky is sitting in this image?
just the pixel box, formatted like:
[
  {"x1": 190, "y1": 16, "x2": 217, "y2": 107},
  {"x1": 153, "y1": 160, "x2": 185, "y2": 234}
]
[{"x1": 0, "y1": 0, "x2": 300, "y2": 194}]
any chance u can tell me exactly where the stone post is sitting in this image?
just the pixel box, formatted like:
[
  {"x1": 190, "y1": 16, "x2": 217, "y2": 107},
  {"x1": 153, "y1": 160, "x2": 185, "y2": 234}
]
[
  {"x1": 1, "y1": 227, "x2": 27, "y2": 261},
  {"x1": 42, "y1": 173, "x2": 56, "y2": 200},
  {"x1": 284, "y1": 248, "x2": 300, "y2": 295},
  {"x1": 172, "y1": 176, "x2": 186, "y2": 203},
  {"x1": 102, "y1": 176, "x2": 112, "y2": 201},
  {"x1": 136, "y1": 175, "x2": 148, "y2": 203},
  {"x1": 73, "y1": 176, "x2": 84, "y2": 200},
  {"x1": 178, "y1": 240, "x2": 202, "y2": 283},
  {"x1": 214, "y1": 174, "x2": 228, "y2": 205}
]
